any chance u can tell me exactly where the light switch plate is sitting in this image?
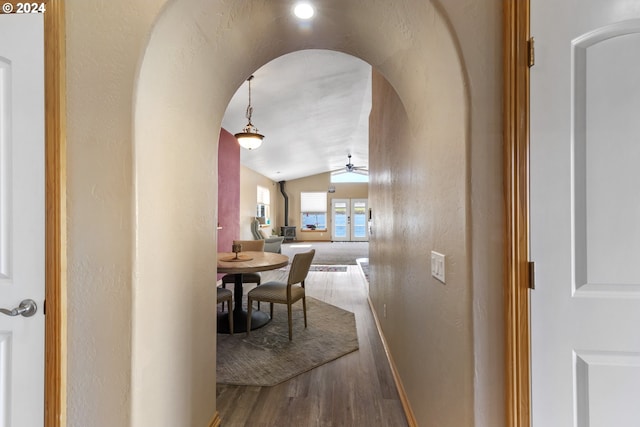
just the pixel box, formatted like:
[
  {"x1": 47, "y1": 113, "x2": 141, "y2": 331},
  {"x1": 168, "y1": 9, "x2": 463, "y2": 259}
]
[{"x1": 431, "y1": 251, "x2": 446, "y2": 283}]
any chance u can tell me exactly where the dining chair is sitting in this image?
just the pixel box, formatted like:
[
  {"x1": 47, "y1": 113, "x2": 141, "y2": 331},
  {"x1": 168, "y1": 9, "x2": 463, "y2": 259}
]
[
  {"x1": 216, "y1": 287, "x2": 233, "y2": 334},
  {"x1": 221, "y1": 239, "x2": 265, "y2": 288},
  {"x1": 246, "y1": 249, "x2": 315, "y2": 340}
]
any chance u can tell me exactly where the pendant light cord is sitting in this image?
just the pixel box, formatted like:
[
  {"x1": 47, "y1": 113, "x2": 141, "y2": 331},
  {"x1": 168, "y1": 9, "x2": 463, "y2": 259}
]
[{"x1": 246, "y1": 75, "x2": 254, "y2": 124}]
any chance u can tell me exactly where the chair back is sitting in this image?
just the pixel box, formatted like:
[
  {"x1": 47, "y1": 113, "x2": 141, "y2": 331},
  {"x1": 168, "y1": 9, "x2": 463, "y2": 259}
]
[
  {"x1": 250, "y1": 219, "x2": 263, "y2": 240},
  {"x1": 287, "y1": 249, "x2": 315, "y2": 285},
  {"x1": 233, "y1": 239, "x2": 265, "y2": 252}
]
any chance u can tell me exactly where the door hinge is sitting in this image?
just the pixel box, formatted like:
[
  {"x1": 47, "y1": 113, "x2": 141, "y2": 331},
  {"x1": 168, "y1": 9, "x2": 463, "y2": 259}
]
[
  {"x1": 528, "y1": 261, "x2": 535, "y2": 290},
  {"x1": 528, "y1": 37, "x2": 535, "y2": 67}
]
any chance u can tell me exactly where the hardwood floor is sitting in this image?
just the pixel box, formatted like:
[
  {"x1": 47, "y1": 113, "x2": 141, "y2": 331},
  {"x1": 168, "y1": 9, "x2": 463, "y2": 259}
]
[{"x1": 216, "y1": 264, "x2": 409, "y2": 427}]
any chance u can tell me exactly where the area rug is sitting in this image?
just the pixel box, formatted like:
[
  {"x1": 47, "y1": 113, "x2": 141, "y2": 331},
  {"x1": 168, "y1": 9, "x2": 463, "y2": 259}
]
[
  {"x1": 281, "y1": 242, "x2": 369, "y2": 265},
  {"x1": 309, "y1": 265, "x2": 348, "y2": 272},
  {"x1": 277, "y1": 265, "x2": 348, "y2": 273},
  {"x1": 217, "y1": 297, "x2": 359, "y2": 386}
]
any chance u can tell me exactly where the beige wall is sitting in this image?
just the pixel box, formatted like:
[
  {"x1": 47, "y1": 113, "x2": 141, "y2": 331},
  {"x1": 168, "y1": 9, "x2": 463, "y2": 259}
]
[
  {"x1": 370, "y1": 67, "x2": 471, "y2": 424},
  {"x1": 65, "y1": 0, "x2": 167, "y2": 425},
  {"x1": 65, "y1": 1, "x2": 503, "y2": 426},
  {"x1": 238, "y1": 168, "x2": 368, "y2": 242},
  {"x1": 278, "y1": 172, "x2": 368, "y2": 241},
  {"x1": 239, "y1": 165, "x2": 280, "y2": 241},
  {"x1": 439, "y1": 2, "x2": 505, "y2": 424},
  {"x1": 132, "y1": 1, "x2": 221, "y2": 422}
]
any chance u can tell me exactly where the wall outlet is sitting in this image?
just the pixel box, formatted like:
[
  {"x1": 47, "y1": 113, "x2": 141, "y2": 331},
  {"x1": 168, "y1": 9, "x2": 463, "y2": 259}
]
[{"x1": 431, "y1": 251, "x2": 446, "y2": 283}]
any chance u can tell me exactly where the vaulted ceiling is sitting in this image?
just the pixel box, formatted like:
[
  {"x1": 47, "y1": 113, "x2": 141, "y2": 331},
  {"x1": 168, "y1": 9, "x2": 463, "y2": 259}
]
[{"x1": 221, "y1": 49, "x2": 372, "y2": 182}]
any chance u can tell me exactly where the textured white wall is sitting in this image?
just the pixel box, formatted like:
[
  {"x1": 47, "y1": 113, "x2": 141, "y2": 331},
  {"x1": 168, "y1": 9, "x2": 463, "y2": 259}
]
[
  {"x1": 65, "y1": 0, "x2": 167, "y2": 425},
  {"x1": 66, "y1": 0, "x2": 503, "y2": 426},
  {"x1": 132, "y1": 2, "x2": 221, "y2": 422},
  {"x1": 434, "y1": 2, "x2": 505, "y2": 424}
]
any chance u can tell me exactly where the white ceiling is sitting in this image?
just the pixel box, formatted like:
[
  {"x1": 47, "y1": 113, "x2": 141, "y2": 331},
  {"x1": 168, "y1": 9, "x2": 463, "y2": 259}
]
[{"x1": 221, "y1": 49, "x2": 372, "y2": 182}]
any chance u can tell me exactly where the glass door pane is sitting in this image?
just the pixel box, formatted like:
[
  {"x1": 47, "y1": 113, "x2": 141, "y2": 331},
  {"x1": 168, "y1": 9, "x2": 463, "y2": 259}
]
[
  {"x1": 332, "y1": 200, "x2": 349, "y2": 241},
  {"x1": 351, "y1": 199, "x2": 368, "y2": 241}
]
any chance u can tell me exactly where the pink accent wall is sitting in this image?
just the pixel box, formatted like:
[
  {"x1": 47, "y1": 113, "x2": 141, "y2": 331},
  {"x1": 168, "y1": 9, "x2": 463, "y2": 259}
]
[{"x1": 217, "y1": 129, "x2": 240, "y2": 254}]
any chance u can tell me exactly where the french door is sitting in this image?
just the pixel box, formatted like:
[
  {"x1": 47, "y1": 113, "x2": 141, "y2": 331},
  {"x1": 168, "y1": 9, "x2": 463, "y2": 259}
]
[{"x1": 331, "y1": 199, "x2": 368, "y2": 242}]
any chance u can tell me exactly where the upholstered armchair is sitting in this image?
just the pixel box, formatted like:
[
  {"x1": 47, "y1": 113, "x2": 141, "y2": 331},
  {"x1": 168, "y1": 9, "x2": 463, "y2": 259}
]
[{"x1": 250, "y1": 218, "x2": 284, "y2": 253}]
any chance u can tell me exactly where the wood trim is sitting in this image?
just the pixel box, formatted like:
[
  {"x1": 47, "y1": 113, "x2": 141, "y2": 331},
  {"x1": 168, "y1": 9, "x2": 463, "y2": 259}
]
[
  {"x1": 208, "y1": 411, "x2": 222, "y2": 427},
  {"x1": 367, "y1": 297, "x2": 418, "y2": 427},
  {"x1": 503, "y1": 1, "x2": 531, "y2": 427},
  {"x1": 44, "y1": 1, "x2": 66, "y2": 426}
]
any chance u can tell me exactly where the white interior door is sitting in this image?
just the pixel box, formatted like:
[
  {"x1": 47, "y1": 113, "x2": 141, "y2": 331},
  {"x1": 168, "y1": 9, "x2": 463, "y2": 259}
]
[
  {"x1": 531, "y1": 2, "x2": 640, "y2": 426},
  {"x1": 331, "y1": 199, "x2": 368, "y2": 242},
  {"x1": 0, "y1": 14, "x2": 45, "y2": 426}
]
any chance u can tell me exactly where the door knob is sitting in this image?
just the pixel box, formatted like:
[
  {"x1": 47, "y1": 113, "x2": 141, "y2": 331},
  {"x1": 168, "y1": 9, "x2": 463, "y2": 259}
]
[{"x1": 0, "y1": 299, "x2": 37, "y2": 317}]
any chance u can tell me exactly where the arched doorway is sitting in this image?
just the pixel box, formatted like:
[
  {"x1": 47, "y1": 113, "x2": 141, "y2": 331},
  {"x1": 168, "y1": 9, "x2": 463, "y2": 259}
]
[{"x1": 87, "y1": 1, "x2": 501, "y2": 426}]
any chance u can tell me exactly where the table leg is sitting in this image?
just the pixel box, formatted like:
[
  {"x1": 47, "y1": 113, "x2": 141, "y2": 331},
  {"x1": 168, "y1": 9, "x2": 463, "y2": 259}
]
[{"x1": 233, "y1": 273, "x2": 244, "y2": 313}]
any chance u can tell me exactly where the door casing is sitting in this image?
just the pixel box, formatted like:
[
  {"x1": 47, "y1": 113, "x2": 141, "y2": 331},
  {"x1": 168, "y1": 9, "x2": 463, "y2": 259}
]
[{"x1": 503, "y1": 1, "x2": 532, "y2": 426}]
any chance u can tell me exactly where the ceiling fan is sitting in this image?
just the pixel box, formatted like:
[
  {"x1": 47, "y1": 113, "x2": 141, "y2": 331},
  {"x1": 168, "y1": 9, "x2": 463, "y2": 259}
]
[{"x1": 343, "y1": 154, "x2": 367, "y2": 174}]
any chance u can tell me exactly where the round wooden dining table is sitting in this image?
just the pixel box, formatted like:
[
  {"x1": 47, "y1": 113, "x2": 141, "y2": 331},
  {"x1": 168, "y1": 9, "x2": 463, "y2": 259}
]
[{"x1": 216, "y1": 251, "x2": 289, "y2": 333}]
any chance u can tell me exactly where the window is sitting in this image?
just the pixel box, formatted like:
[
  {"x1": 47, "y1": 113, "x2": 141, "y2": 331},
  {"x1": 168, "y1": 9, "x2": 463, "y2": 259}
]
[
  {"x1": 330, "y1": 171, "x2": 369, "y2": 183},
  {"x1": 300, "y1": 192, "x2": 327, "y2": 230},
  {"x1": 256, "y1": 185, "x2": 270, "y2": 223}
]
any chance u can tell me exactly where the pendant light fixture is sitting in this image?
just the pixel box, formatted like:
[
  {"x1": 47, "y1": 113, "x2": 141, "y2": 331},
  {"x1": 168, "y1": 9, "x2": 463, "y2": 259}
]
[{"x1": 234, "y1": 75, "x2": 264, "y2": 150}]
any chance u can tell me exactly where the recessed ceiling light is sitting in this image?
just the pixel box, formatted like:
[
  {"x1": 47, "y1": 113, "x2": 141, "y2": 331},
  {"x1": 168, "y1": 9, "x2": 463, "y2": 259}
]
[{"x1": 293, "y1": 2, "x2": 314, "y2": 20}]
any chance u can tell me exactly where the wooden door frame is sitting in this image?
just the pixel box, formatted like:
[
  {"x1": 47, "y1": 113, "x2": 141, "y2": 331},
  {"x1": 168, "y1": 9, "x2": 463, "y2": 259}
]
[
  {"x1": 503, "y1": 1, "x2": 531, "y2": 426},
  {"x1": 44, "y1": 0, "x2": 66, "y2": 425}
]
